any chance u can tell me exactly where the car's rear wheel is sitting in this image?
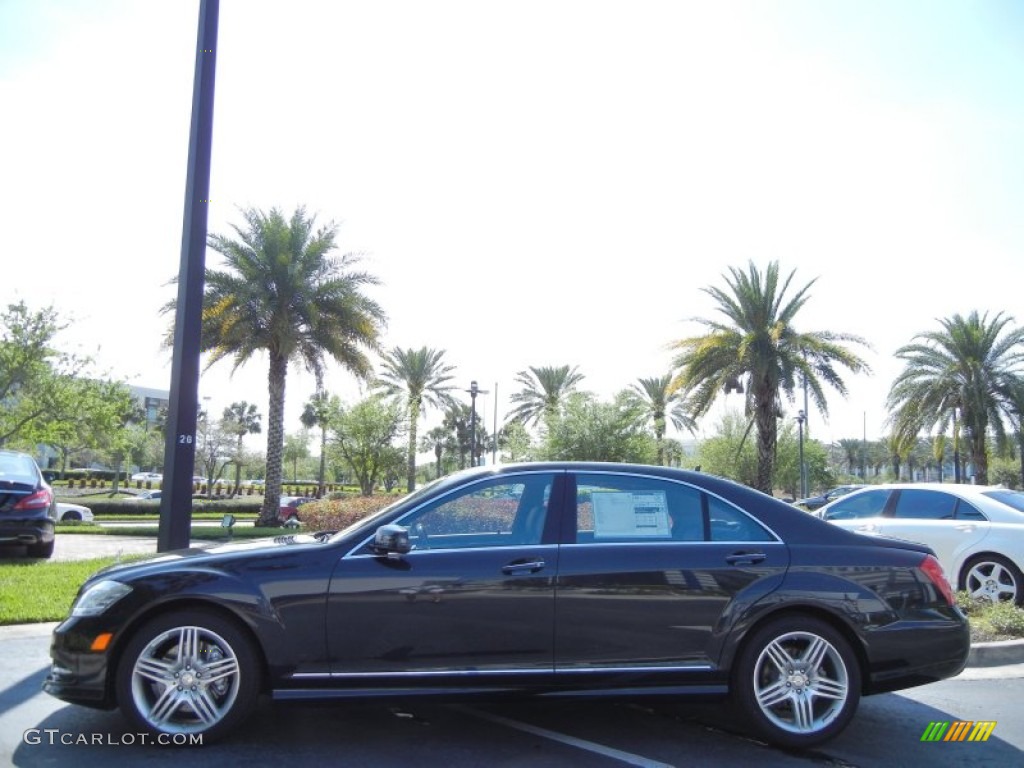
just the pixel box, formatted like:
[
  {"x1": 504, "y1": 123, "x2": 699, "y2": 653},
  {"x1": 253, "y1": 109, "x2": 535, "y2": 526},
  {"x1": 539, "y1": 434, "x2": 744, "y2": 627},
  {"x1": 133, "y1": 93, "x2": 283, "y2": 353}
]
[
  {"x1": 962, "y1": 554, "x2": 1024, "y2": 606},
  {"x1": 61, "y1": 511, "x2": 82, "y2": 522},
  {"x1": 116, "y1": 609, "x2": 261, "y2": 742},
  {"x1": 733, "y1": 616, "x2": 861, "y2": 748}
]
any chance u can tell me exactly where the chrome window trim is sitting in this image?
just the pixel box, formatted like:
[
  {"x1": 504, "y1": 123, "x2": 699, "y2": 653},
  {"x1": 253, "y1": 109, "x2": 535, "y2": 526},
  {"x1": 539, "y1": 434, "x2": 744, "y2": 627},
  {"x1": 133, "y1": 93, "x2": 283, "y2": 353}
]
[
  {"x1": 343, "y1": 470, "x2": 563, "y2": 559},
  {"x1": 345, "y1": 543, "x2": 559, "y2": 560},
  {"x1": 572, "y1": 469, "x2": 784, "y2": 543}
]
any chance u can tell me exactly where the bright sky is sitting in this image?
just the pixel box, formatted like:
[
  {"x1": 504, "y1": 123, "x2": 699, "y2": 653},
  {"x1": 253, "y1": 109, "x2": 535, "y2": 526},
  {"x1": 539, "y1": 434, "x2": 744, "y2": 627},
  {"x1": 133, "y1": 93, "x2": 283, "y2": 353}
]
[{"x1": 2, "y1": 0, "x2": 1023, "y2": 452}]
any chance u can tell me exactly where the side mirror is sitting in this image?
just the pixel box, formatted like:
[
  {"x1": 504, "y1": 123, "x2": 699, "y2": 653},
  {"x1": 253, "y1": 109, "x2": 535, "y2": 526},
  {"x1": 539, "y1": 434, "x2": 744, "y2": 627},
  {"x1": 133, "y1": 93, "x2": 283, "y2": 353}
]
[{"x1": 372, "y1": 524, "x2": 411, "y2": 556}]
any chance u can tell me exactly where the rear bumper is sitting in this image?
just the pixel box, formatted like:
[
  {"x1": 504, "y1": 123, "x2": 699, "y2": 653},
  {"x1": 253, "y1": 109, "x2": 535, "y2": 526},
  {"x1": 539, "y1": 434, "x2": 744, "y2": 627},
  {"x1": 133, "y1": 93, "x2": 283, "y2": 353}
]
[
  {"x1": 863, "y1": 618, "x2": 971, "y2": 694},
  {"x1": 0, "y1": 515, "x2": 55, "y2": 545}
]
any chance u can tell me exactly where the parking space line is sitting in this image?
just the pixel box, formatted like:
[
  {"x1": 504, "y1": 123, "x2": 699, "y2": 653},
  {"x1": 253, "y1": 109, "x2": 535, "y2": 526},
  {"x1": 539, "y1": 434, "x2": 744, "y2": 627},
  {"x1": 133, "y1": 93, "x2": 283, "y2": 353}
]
[{"x1": 453, "y1": 706, "x2": 675, "y2": 768}]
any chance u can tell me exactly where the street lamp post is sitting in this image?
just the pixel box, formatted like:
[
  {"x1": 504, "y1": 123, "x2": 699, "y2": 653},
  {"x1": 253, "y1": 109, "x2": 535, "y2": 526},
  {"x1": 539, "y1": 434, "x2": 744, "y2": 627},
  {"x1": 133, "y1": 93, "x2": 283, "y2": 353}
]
[
  {"x1": 797, "y1": 410, "x2": 807, "y2": 499},
  {"x1": 466, "y1": 380, "x2": 489, "y2": 466}
]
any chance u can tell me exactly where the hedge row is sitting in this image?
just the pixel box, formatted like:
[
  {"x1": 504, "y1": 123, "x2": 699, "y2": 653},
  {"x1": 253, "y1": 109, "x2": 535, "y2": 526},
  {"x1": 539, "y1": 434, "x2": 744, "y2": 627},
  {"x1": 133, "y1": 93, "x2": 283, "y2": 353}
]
[{"x1": 82, "y1": 499, "x2": 263, "y2": 516}]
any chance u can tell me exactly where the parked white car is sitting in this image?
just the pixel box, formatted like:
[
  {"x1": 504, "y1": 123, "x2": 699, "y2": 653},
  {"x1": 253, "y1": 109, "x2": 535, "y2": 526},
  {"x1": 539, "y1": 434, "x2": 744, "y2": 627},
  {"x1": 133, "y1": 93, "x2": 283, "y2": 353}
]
[
  {"x1": 130, "y1": 472, "x2": 162, "y2": 482},
  {"x1": 817, "y1": 483, "x2": 1024, "y2": 605},
  {"x1": 55, "y1": 502, "x2": 94, "y2": 523}
]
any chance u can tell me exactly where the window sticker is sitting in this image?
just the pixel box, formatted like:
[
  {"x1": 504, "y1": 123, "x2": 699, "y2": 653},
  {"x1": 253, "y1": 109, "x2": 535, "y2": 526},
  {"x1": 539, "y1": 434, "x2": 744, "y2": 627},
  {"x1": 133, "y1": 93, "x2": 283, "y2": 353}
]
[{"x1": 591, "y1": 490, "x2": 671, "y2": 538}]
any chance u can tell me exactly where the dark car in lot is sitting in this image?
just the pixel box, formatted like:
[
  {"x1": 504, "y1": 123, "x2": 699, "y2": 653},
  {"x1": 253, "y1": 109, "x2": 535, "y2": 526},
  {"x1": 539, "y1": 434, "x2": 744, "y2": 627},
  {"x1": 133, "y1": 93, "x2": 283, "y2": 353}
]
[
  {"x1": 44, "y1": 462, "x2": 970, "y2": 748},
  {"x1": 794, "y1": 484, "x2": 865, "y2": 511},
  {"x1": 0, "y1": 449, "x2": 58, "y2": 558}
]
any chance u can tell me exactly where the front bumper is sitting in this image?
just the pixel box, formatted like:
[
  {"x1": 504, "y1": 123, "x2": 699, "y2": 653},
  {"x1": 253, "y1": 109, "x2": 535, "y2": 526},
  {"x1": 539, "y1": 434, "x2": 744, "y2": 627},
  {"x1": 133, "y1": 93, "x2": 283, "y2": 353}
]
[{"x1": 42, "y1": 616, "x2": 118, "y2": 710}]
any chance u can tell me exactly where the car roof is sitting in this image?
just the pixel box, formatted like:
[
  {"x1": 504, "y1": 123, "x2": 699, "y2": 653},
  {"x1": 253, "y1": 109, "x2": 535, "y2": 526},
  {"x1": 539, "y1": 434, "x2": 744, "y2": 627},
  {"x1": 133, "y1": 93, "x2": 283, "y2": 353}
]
[
  {"x1": 830, "y1": 482, "x2": 1008, "y2": 496},
  {"x1": 818, "y1": 482, "x2": 1024, "y2": 518}
]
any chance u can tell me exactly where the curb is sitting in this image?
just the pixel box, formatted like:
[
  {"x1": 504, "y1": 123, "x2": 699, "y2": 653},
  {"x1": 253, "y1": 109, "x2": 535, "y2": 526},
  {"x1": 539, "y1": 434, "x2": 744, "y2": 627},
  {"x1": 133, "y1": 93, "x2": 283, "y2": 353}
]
[{"x1": 966, "y1": 638, "x2": 1024, "y2": 668}]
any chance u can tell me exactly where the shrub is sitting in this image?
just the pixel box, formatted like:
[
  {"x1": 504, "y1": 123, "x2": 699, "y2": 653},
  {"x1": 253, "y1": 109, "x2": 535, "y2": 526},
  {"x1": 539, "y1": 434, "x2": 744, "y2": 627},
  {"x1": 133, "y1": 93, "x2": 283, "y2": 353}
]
[
  {"x1": 299, "y1": 495, "x2": 401, "y2": 532},
  {"x1": 956, "y1": 590, "x2": 1024, "y2": 641},
  {"x1": 78, "y1": 498, "x2": 262, "y2": 516}
]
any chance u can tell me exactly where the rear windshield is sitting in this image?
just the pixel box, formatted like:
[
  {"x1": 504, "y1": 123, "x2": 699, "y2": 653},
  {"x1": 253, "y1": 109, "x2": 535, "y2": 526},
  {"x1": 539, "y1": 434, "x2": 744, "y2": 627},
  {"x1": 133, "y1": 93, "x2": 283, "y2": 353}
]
[
  {"x1": 0, "y1": 453, "x2": 40, "y2": 484},
  {"x1": 983, "y1": 490, "x2": 1024, "y2": 515}
]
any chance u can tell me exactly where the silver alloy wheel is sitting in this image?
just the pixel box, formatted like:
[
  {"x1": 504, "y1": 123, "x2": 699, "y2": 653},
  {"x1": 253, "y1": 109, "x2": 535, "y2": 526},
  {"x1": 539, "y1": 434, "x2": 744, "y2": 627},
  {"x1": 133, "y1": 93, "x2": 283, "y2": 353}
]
[
  {"x1": 752, "y1": 630, "x2": 850, "y2": 735},
  {"x1": 965, "y1": 559, "x2": 1019, "y2": 603},
  {"x1": 129, "y1": 624, "x2": 242, "y2": 734}
]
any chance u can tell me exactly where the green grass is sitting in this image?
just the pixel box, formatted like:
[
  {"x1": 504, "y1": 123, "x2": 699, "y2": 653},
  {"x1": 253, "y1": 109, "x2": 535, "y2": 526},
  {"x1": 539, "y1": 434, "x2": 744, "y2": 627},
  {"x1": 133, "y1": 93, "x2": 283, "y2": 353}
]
[{"x1": 0, "y1": 555, "x2": 146, "y2": 625}]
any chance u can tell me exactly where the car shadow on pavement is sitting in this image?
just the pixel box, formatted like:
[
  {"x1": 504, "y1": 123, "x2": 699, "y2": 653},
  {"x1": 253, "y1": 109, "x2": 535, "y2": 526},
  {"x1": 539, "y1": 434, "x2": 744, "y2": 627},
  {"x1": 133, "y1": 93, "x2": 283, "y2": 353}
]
[
  {"x1": 9, "y1": 692, "x2": 1024, "y2": 767},
  {"x1": 0, "y1": 666, "x2": 49, "y2": 713}
]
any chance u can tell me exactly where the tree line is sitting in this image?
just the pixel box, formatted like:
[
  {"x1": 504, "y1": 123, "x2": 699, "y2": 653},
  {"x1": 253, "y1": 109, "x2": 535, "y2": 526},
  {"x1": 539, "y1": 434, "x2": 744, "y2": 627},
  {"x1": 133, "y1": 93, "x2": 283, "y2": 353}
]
[{"x1": 6, "y1": 207, "x2": 1024, "y2": 526}]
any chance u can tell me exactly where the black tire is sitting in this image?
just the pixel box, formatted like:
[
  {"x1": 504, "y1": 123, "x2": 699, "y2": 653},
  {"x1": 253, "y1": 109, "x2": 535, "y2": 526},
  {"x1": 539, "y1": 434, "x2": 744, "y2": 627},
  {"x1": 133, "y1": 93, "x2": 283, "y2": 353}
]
[
  {"x1": 116, "y1": 609, "x2": 261, "y2": 743},
  {"x1": 733, "y1": 615, "x2": 861, "y2": 748},
  {"x1": 961, "y1": 554, "x2": 1024, "y2": 606},
  {"x1": 61, "y1": 511, "x2": 82, "y2": 522},
  {"x1": 27, "y1": 539, "x2": 54, "y2": 558}
]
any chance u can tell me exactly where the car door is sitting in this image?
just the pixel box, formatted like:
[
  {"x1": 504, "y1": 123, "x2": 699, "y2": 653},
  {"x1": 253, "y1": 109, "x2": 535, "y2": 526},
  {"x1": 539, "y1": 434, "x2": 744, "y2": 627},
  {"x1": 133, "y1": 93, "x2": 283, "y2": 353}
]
[
  {"x1": 325, "y1": 471, "x2": 562, "y2": 678},
  {"x1": 553, "y1": 471, "x2": 788, "y2": 672},
  {"x1": 875, "y1": 489, "x2": 991, "y2": 572}
]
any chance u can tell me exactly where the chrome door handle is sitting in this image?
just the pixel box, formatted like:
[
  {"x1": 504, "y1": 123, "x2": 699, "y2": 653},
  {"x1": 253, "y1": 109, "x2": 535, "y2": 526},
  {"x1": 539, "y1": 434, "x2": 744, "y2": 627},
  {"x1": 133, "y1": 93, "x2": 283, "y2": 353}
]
[
  {"x1": 502, "y1": 560, "x2": 545, "y2": 575},
  {"x1": 725, "y1": 552, "x2": 767, "y2": 566}
]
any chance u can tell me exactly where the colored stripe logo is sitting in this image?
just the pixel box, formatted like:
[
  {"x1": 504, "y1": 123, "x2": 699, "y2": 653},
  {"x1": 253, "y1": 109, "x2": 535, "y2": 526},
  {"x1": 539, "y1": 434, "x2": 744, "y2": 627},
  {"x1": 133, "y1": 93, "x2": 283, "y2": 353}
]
[{"x1": 921, "y1": 721, "x2": 996, "y2": 742}]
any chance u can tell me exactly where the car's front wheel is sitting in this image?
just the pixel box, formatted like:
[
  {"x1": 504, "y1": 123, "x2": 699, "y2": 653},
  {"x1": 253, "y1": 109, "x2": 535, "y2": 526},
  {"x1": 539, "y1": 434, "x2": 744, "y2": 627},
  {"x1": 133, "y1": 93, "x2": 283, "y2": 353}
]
[
  {"x1": 116, "y1": 609, "x2": 261, "y2": 742},
  {"x1": 962, "y1": 554, "x2": 1024, "y2": 606},
  {"x1": 733, "y1": 616, "x2": 861, "y2": 748}
]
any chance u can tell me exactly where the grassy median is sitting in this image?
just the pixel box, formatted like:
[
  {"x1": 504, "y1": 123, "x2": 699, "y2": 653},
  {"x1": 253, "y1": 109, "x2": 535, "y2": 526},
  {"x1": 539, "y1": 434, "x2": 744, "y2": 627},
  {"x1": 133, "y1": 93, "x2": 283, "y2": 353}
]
[{"x1": 0, "y1": 555, "x2": 145, "y2": 625}]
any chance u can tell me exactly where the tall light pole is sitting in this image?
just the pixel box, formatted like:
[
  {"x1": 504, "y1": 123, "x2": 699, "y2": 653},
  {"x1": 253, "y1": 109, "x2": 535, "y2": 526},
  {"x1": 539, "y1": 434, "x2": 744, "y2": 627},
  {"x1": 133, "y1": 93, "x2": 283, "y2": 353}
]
[
  {"x1": 159, "y1": 0, "x2": 219, "y2": 553},
  {"x1": 492, "y1": 382, "x2": 499, "y2": 465},
  {"x1": 465, "y1": 380, "x2": 489, "y2": 466},
  {"x1": 797, "y1": 410, "x2": 807, "y2": 499}
]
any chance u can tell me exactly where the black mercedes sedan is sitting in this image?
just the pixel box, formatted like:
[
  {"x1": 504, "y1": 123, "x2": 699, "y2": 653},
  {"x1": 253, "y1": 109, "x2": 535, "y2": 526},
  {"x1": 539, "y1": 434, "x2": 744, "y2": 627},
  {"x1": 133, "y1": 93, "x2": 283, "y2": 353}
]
[{"x1": 44, "y1": 463, "x2": 970, "y2": 748}]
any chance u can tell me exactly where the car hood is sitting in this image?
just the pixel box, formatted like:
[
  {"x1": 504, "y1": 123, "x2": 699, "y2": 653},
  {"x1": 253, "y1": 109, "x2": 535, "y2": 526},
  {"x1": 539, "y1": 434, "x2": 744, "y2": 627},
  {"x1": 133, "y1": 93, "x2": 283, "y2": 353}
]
[{"x1": 87, "y1": 533, "x2": 327, "y2": 580}]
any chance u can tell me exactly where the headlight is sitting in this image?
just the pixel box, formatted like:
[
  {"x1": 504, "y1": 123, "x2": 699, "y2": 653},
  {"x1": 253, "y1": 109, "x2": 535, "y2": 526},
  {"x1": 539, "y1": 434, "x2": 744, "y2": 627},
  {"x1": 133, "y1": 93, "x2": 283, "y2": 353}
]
[{"x1": 71, "y1": 580, "x2": 133, "y2": 617}]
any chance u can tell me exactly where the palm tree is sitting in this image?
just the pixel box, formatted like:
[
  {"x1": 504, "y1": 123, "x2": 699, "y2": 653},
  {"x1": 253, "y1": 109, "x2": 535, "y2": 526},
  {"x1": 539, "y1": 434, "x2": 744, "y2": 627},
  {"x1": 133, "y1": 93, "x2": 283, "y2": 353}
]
[
  {"x1": 419, "y1": 426, "x2": 449, "y2": 480},
  {"x1": 887, "y1": 311, "x2": 1024, "y2": 485},
  {"x1": 508, "y1": 365, "x2": 584, "y2": 429},
  {"x1": 443, "y1": 403, "x2": 474, "y2": 469},
  {"x1": 197, "y1": 206, "x2": 386, "y2": 526},
  {"x1": 301, "y1": 390, "x2": 341, "y2": 498},
  {"x1": 931, "y1": 433, "x2": 947, "y2": 483},
  {"x1": 1005, "y1": 381, "x2": 1024, "y2": 489},
  {"x1": 222, "y1": 401, "x2": 261, "y2": 495},
  {"x1": 376, "y1": 347, "x2": 456, "y2": 492},
  {"x1": 837, "y1": 438, "x2": 863, "y2": 478},
  {"x1": 670, "y1": 261, "x2": 870, "y2": 494},
  {"x1": 627, "y1": 374, "x2": 696, "y2": 465}
]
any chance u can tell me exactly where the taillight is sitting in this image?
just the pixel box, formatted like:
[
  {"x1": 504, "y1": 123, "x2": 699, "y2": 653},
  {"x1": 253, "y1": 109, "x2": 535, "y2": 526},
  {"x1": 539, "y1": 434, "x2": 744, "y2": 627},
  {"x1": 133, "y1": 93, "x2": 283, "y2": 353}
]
[
  {"x1": 920, "y1": 554, "x2": 956, "y2": 606},
  {"x1": 13, "y1": 488, "x2": 53, "y2": 511}
]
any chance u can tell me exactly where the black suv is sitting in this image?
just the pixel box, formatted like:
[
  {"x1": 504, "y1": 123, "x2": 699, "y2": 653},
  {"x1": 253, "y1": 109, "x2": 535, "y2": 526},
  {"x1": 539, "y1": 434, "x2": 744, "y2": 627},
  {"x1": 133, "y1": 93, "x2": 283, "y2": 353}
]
[{"x1": 0, "y1": 450, "x2": 57, "y2": 558}]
